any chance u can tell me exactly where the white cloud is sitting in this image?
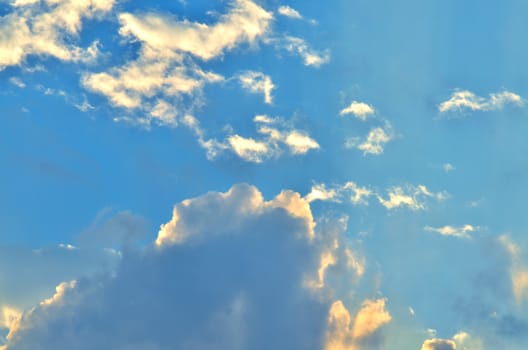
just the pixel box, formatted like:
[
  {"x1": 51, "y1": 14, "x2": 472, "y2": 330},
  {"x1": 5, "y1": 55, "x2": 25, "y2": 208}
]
[
  {"x1": 424, "y1": 225, "x2": 477, "y2": 239},
  {"x1": 3, "y1": 184, "x2": 368, "y2": 350},
  {"x1": 443, "y1": 163, "x2": 455, "y2": 173},
  {"x1": 346, "y1": 126, "x2": 393, "y2": 155},
  {"x1": 438, "y1": 90, "x2": 524, "y2": 114},
  {"x1": 276, "y1": 36, "x2": 330, "y2": 67},
  {"x1": 189, "y1": 115, "x2": 319, "y2": 163},
  {"x1": 118, "y1": 0, "x2": 272, "y2": 61},
  {"x1": 377, "y1": 185, "x2": 448, "y2": 210},
  {"x1": 8, "y1": 77, "x2": 25, "y2": 88},
  {"x1": 238, "y1": 71, "x2": 275, "y2": 104},
  {"x1": 277, "y1": 5, "x2": 302, "y2": 19},
  {"x1": 421, "y1": 332, "x2": 483, "y2": 350},
  {"x1": 340, "y1": 101, "x2": 375, "y2": 120},
  {"x1": 305, "y1": 182, "x2": 372, "y2": 205},
  {"x1": 0, "y1": 0, "x2": 113, "y2": 70}
]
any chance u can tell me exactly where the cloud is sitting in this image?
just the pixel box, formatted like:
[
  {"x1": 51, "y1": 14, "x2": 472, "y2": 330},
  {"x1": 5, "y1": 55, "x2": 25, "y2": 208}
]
[
  {"x1": 305, "y1": 182, "x2": 372, "y2": 205},
  {"x1": 443, "y1": 163, "x2": 455, "y2": 173},
  {"x1": 420, "y1": 338, "x2": 456, "y2": 350},
  {"x1": 421, "y1": 332, "x2": 483, "y2": 350},
  {"x1": 8, "y1": 77, "x2": 25, "y2": 88},
  {"x1": 325, "y1": 298, "x2": 391, "y2": 350},
  {"x1": 118, "y1": 0, "x2": 272, "y2": 61},
  {"x1": 82, "y1": 0, "x2": 271, "y2": 126},
  {"x1": 499, "y1": 235, "x2": 528, "y2": 304},
  {"x1": 377, "y1": 185, "x2": 448, "y2": 210},
  {"x1": 339, "y1": 101, "x2": 375, "y2": 121},
  {"x1": 345, "y1": 126, "x2": 393, "y2": 155},
  {"x1": 275, "y1": 36, "x2": 330, "y2": 67},
  {"x1": 185, "y1": 115, "x2": 319, "y2": 163},
  {"x1": 438, "y1": 90, "x2": 524, "y2": 114},
  {"x1": 3, "y1": 184, "x2": 366, "y2": 350},
  {"x1": 0, "y1": 0, "x2": 113, "y2": 70},
  {"x1": 424, "y1": 225, "x2": 478, "y2": 239},
  {"x1": 238, "y1": 71, "x2": 275, "y2": 104},
  {"x1": 277, "y1": 5, "x2": 303, "y2": 19}
]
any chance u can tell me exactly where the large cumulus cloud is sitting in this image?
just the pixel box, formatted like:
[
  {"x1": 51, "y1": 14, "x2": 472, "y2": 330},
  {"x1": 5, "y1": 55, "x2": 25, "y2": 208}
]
[{"x1": 2, "y1": 184, "x2": 389, "y2": 350}]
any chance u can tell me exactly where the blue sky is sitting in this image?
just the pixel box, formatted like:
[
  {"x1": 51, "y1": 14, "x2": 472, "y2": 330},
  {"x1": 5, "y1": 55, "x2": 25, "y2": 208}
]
[{"x1": 1, "y1": 0, "x2": 528, "y2": 349}]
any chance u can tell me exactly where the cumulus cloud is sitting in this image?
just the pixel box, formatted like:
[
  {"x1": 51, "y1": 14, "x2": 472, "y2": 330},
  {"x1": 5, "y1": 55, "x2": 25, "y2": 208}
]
[
  {"x1": 377, "y1": 185, "x2": 448, "y2": 210},
  {"x1": 424, "y1": 225, "x2": 478, "y2": 239},
  {"x1": 420, "y1": 338, "x2": 456, "y2": 350},
  {"x1": 0, "y1": 0, "x2": 113, "y2": 70},
  {"x1": 2, "y1": 184, "x2": 370, "y2": 350},
  {"x1": 325, "y1": 298, "x2": 391, "y2": 350},
  {"x1": 277, "y1": 5, "x2": 303, "y2": 19},
  {"x1": 340, "y1": 101, "x2": 375, "y2": 121},
  {"x1": 438, "y1": 90, "x2": 524, "y2": 114},
  {"x1": 238, "y1": 71, "x2": 275, "y2": 104},
  {"x1": 345, "y1": 126, "x2": 393, "y2": 155}
]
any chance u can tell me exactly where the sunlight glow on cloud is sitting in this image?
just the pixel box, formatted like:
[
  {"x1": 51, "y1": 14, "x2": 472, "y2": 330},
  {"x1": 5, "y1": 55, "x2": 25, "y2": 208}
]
[
  {"x1": 0, "y1": 0, "x2": 113, "y2": 69},
  {"x1": 500, "y1": 235, "x2": 528, "y2": 304},
  {"x1": 3, "y1": 184, "x2": 370, "y2": 350},
  {"x1": 305, "y1": 182, "x2": 372, "y2": 205},
  {"x1": 276, "y1": 36, "x2": 330, "y2": 67},
  {"x1": 438, "y1": 90, "x2": 524, "y2": 114},
  {"x1": 325, "y1": 299, "x2": 391, "y2": 350}
]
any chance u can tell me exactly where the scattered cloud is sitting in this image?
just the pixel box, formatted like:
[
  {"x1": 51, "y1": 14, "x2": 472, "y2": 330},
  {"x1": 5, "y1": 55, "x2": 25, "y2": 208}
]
[
  {"x1": 377, "y1": 185, "x2": 448, "y2": 210},
  {"x1": 424, "y1": 224, "x2": 478, "y2": 239},
  {"x1": 238, "y1": 71, "x2": 275, "y2": 104},
  {"x1": 305, "y1": 182, "x2": 372, "y2": 205},
  {"x1": 443, "y1": 163, "x2": 455, "y2": 173},
  {"x1": 340, "y1": 101, "x2": 375, "y2": 121},
  {"x1": 438, "y1": 90, "x2": 524, "y2": 114},
  {"x1": 277, "y1": 5, "x2": 302, "y2": 19},
  {"x1": 8, "y1": 77, "x2": 25, "y2": 88},
  {"x1": 186, "y1": 115, "x2": 320, "y2": 163},
  {"x1": 0, "y1": 0, "x2": 113, "y2": 70},
  {"x1": 3, "y1": 184, "x2": 367, "y2": 350},
  {"x1": 346, "y1": 125, "x2": 393, "y2": 155},
  {"x1": 275, "y1": 35, "x2": 330, "y2": 67}
]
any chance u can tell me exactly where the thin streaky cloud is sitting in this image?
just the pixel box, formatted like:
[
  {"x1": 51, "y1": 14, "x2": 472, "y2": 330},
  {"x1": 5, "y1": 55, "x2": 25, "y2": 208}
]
[
  {"x1": 438, "y1": 90, "x2": 524, "y2": 114},
  {"x1": 424, "y1": 224, "x2": 478, "y2": 239},
  {"x1": 277, "y1": 5, "x2": 302, "y2": 19}
]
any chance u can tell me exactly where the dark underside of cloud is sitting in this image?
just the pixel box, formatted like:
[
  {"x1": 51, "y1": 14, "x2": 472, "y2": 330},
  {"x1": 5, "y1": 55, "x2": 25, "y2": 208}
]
[{"x1": 4, "y1": 185, "x2": 335, "y2": 350}]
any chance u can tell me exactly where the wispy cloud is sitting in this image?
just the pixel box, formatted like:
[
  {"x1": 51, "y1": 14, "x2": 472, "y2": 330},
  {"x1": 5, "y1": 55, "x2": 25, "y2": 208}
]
[
  {"x1": 377, "y1": 185, "x2": 448, "y2": 210},
  {"x1": 438, "y1": 90, "x2": 524, "y2": 114},
  {"x1": 346, "y1": 125, "x2": 393, "y2": 156},
  {"x1": 238, "y1": 71, "x2": 275, "y2": 104},
  {"x1": 277, "y1": 5, "x2": 302, "y2": 19},
  {"x1": 305, "y1": 182, "x2": 371, "y2": 205},
  {"x1": 424, "y1": 224, "x2": 478, "y2": 239},
  {"x1": 275, "y1": 36, "x2": 330, "y2": 67},
  {"x1": 340, "y1": 101, "x2": 375, "y2": 120}
]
